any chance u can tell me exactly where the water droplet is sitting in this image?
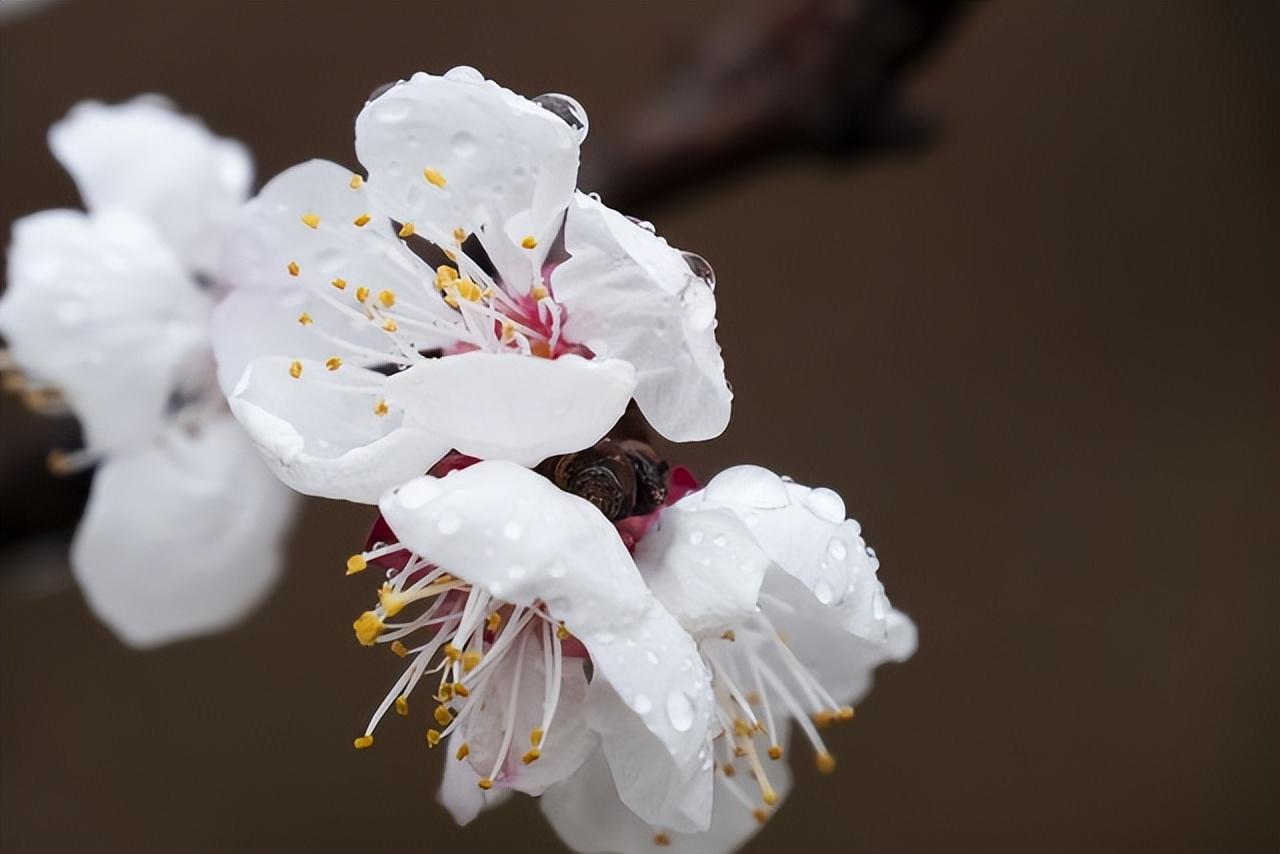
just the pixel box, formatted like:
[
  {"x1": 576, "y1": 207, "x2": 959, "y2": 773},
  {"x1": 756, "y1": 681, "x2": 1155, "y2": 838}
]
[
  {"x1": 666, "y1": 692, "x2": 695, "y2": 732},
  {"x1": 549, "y1": 563, "x2": 567, "y2": 579},
  {"x1": 444, "y1": 65, "x2": 485, "y2": 83},
  {"x1": 396, "y1": 477, "x2": 443, "y2": 509},
  {"x1": 451, "y1": 131, "x2": 478, "y2": 157},
  {"x1": 679, "y1": 280, "x2": 716, "y2": 331},
  {"x1": 681, "y1": 251, "x2": 716, "y2": 291},
  {"x1": 633, "y1": 693, "x2": 653, "y2": 714},
  {"x1": 827, "y1": 538, "x2": 848, "y2": 561},
  {"x1": 688, "y1": 529, "x2": 705, "y2": 546},
  {"x1": 804, "y1": 488, "x2": 846, "y2": 523},
  {"x1": 872, "y1": 592, "x2": 889, "y2": 620},
  {"x1": 626, "y1": 215, "x2": 656, "y2": 233},
  {"x1": 436, "y1": 511, "x2": 461, "y2": 534},
  {"x1": 503, "y1": 521, "x2": 524, "y2": 541},
  {"x1": 508, "y1": 564, "x2": 527, "y2": 581},
  {"x1": 712, "y1": 534, "x2": 728, "y2": 548},
  {"x1": 595, "y1": 631, "x2": 616, "y2": 644},
  {"x1": 534, "y1": 93, "x2": 589, "y2": 142},
  {"x1": 866, "y1": 546, "x2": 878, "y2": 560},
  {"x1": 705, "y1": 466, "x2": 789, "y2": 508},
  {"x1": 813, "y1": 579, "x2": 835, "y2": 605},
  {"x1": 367, "y1": 80, "x2": 399, "y2": 103},
  {"x1": 645, "y1": 650, "x2": 660, "y2": 665}
]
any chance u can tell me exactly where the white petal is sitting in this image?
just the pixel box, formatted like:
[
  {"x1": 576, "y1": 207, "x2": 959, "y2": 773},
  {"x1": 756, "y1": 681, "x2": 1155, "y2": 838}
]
[
  {"x1": 354, "y1": 70, "x2": 579, "y2": 291},
  {"x1": 438, "y1": 733, "x2": 512, "y2": 826},
  {"x1": 0, "y1": 209, "x2": 209, "y2": 452},
  {"x1": 686, "y1": 466, "x2": 891, "y2": 642},
  {"x1": 634, "y1": 505, "x2": 772, "y2": 639},
  {"x1": 553, "y1": 192, "x2": 731, "y2": 441},
  {"x1": 49, "y1": 97, "x2": 251, "y2": 273},
  {"x1": 379, "y1": 461, "x2": 716, "y2": 831},
  {"x1": 228, "y1": 356, "x2": 449, "y2": 503},
  {"x1": 70, "y1": 415, "x2": 296, "y2": 648},
  {"x1": 542, "y1": 745, "x2": 791, "y2": 854},
  {"x1": 385, "y1": 352, "x2": 636, "y2": 467}
]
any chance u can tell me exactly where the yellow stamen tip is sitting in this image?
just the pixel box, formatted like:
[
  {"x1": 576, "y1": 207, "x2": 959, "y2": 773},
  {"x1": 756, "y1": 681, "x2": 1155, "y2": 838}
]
[
  {"x1": 390, "y1": 640, "x2": 409, "y2": 658},
  {"x1": 353, "y1": 213, "x2": 371, "y2": 228},
  {"x1": 530, "y1": 285, "x2": 549, "y2": 300},
  {"x1": 721, "y1": 629, "x2": 736, "y2": 642},
  {"x1": 752, "y1": 808, "x2": 769, "y2": 825},
  {"x1": 452, "y1": 682, "x2": 470, "y2": 698},
  {"x1": 521, "y1": 748, "x2": 541, "y2": 765},
  {"x1": 434, "y1": 705, "x2": 454, "y2": 726},
  {"x1": 443, "y1": 644, "x2": 461, "y2": 662},
  {"x1": 424, "y1": 167, "x2": 447, "y2": 187},
  {"x1": 287, "y1": 260, "x2": 300, "y2": 277},
  {"x1": 381, "y1": 319, "x2": 398, "y2": 333},
  {"x1": 352, "y1": 611, "x2": 384, "y2": 646},
  {"x1": 436, "y1": 683, "x2": 455, "y2": 702},
  {"x1": 353, "y1": 735, "x2": 374, "y2": 750},
  {"x1": 461, "y1": 651, "x2": 482, "y2": 673},
  {"x1": 378, "y1": 585, "x2": 405, "y2": 618},
  {"x1": 301, "y1": 213, "x2": 320, "y2": 229},
  {"x1": 331, "y1": 277, "x2": 347, "y2": 290},
  {"x1": 355, "y1": 286, "x2": 369, "y2": 303},
  {"x1": 653, "y1": 833, "x2": 671, "y2": 847},
  {"x1": 556, "y1": 623, "x2": 572, "y2": 640},
  {"x1": 767, "y1": 745, "x2": 783, "y2": 760},
  {"x1": 325, "y1": 356, "x2": 343, "y2": 371},
  {"x1": 394, "y1": 696, "x2": 409, "y2": 716},
  {"x1": 378, "y1": 289, "x2": 396, "y2": 307},
  {"x1": 486, "y1": 612, "x2": 502, "y2": 633},
  {"x1": 297, "y1": 312, "x2": 313, "y2": 326},
  {"x1": 349, "y1": 174, "x2": 364, "y2": 189},
  {"x1": 374, "y1": 399, "x2": 390, "y2": 416},
  {"x1": 426, "y1": 728, "x2": 442, "y2": 747},
  {"x1": 345, "y1": 554, "x2": 368, "y2": 574},
  {"x1": 838, "y1": 706, "x2": 856, "y2": 721},
  {"x1": 762, "y1": 788, "x2": 778, "y2": 806},
  {"x1": 813, "y1": 711, "x2": 835, "y2": 728},
  {"x1": 398, "y1": 222, "x2": 416, "y2": 238},
  {"x1": 530, "y1": 727, "x2": 544, "y2": 747},
  {"x1": 477, "y1": 777, "x2": 493, "y2": 790},
  {"x1": 288, "y1": 360, "x2": 303, "y2": 379},
  {"x1": 816, "y1": 752, "x2": 837, "y2": 774},
  {"x1": 452, "y1": 227, "x2": 467, "y2": 243},
  {"x1": 722, "y1": 763, "x2": 736, "y2": 777},
  {"x1": 520, "y1": 235, "x2": 537, "y2": 249},
  {"x1": 455, "y1": 742, "x2": 471, "y2": 761}
]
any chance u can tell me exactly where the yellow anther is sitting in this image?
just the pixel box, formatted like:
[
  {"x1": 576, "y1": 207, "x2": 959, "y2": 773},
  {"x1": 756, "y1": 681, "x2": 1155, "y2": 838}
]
[
  {"x1": 424, "y1": 167, "x2": 447, "y2": 187},
  {"x1": 752, "y1": 808, "x2": 769, "y2": 825},
  {"x1": 556, "y1": 622, "x2": 572, "y2": 641},
  {"x1": 838, "y1": 706, "x2": 856, "y2": 721},
  {"x1": 455, "y1": 742, "x2": 471, "y2": 761},
  {"x1": 721, "y1": 629, "x2": 736, "y2": 642},
  {"x1": 381, "y1": 319, "x2": 398, "y2": 333},
  {"x1": 353, "y1": 735, "x2": 374, "y2": 750},
  {"x1": 398, "y1": 222, "x2": 416, "y2": 238},
  {"x1": 452, "y1": 227, "x2": 467, "y2": 243},
  {"x1": 486, "y1": 612, "x2": 502, "y2": 632},
  {"x1": 390, "y1": 640, "x2": 409, "y2": 658},
  {"x1": 436, "y1": 683, "x2": 454, "y2": 702},
  {"x1": 520, "y1": 235, "x2": 537, "y2": 249},
  {"x1": 530, "y1": 285, "x2": 549, "y2": 300},
  {"x1": 301, "y1": 213, "x2": 320, "y2": 229},
  {"x1": 331, "y1": 277, "x2": 347, "y2": 290},
  {"x1": 435, "y1": 266, "x2": 459, "y2": 288},
  {"x1": 767, "y1": 745, "x2": 783, "y2": 760},
  {"x1": 745, "y1": 692, "x2": 762, "y2": 706},
  {"x1": 297, "y1": 312, "x2": 313, "y2": 326},
  {"x1": 812, "y1": 710, "x2": 835, "y2": 728},
  {"x1": 500, "y1": 321, "x2": 515, "y2": 341},
  {"x1": 426, "y1": 728, "x2": 442, "y2": 747},
  {"x1": 394, "y1": 696, "x2": 409, "y2": 716},
  {"x1": 378, "y1": 289, "x2": 396, "y2": 307},
  {"x1": 349, "y1": 174, "x2": 364, "y2": 189},
  {"x1": 453, "y1": 278, "x2": 483, "y2": 303},
  {"x1": 452, "y1": 682, "x2": 470, "y2": 698},
  {"x1": 722, "y1": 763, "x2": 736, "y2": 777},
  {"x1": 530, "y1": 727, "x2": 544, "y2": 747},
  {"x1": 653, "y1": 833, "x2": 671, "y2": 847},
  {"x1": 287, "y1": 260, "x2": 300, "y2": 277},
  {"x1": 762, "y1": 787, "x2": 778, "y2": 807},
  {"x1": 353, "y1": 611, "x2": 384, "y2": 646},
  {"x1": 477, "y1": 777, "x2": 493, "y2": 790},
  {"x1": 325, "y1": 356, "x2": 343, "y2": 371},
  {"x1": 353, "y1": 213, "x2": 371, "y2": 227},
  {"x1": 355, "y1": 286, "x2": 369, "y2": 303},
  {"x1": 377, "y1": 584, "x2": 405, "y2": 617},
  {"x1": 461, "y1": 651, "x2": 482, "y2": 673},
  {"x1": 434, "y1": 705, "x2": 454, "y2": 726},
  {"x1": 345, "y1": 554, "x2": 368, "y2": 575},
  {"x1": 733, "y1": 719, "x2": 753, "y2": 737},
  {"x1": 444, "y1": 249, "x2": 457, "y2": 261},
  {"x1": 374, "y1": 399, "x2": 390, "y2": 417},
  {"x1": 733, "y1": 746, "x2": 748, "y2": 758},
  {"x1": 288, "y1": 360, "x2": 303, "y2": 379},
  {"x1": 815, "y1": 752, "x2": 837, "y2": 774},
  {"x1": 443, "y1": 644, "x2": 461, "y2": 662},
  {"x1": 521, "y1": 748, "x2": 541, "y2": 765}
]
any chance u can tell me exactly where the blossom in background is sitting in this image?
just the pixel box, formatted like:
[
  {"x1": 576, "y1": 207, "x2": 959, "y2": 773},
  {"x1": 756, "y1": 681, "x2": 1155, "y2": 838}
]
[
  {"x1": 0, "y1": 99, "x2": 296, "y2": 647},
  {"x1": 211, "y1": 67, "x2": 729, "y2": 503}
]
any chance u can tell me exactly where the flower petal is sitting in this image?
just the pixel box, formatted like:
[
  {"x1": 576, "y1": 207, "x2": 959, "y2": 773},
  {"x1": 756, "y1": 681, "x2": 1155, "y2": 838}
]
[
  {"x1": 553, "y1": 192, "x2": 731, "y2": 442},
  {"x1": 379, "y1": 461, "x2": 716, "y2": 832},
  {"x1": 228, "y1": 356, "x2": 449, "y2": 503},
  {"x1": 385, "y1": 352, "x2": 636, "y2": 467},
  {"x1": 49, "y1": 97, "x2": 251, "y2": 273},
  {"x1": 0, "y1": 209, "x2": 209, "y2": 452},
  {"x1": 354, "y1": 69, "x2": 579, "y2": 291},
  {"x1": 686, "y1": 466, "x2": 892, "y2": 642},
  {"x1": 438, "y1": 733, "x2": 512, "y2": 825},
  {"x1": 69, "y1": 415, "x2": 296, "y2": 648}
]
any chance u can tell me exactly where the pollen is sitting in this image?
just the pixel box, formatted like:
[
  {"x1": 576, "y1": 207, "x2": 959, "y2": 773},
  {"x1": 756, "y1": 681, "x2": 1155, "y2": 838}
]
[
  {"x1": 355, "y1": 286, "x2": 369, "y2": 303},
  {"x1": 345, "y1": 554, "x2": 368, "y2": 574},
  {"x1": 301, "y1": 213, "x2": 320, "y2": 229},
  {"x1": 426, "y1": 728, "x2": 442, "y2": 747},
  {"x1": 395, "y1": 221, "x2": 415, "y2": 239},
  {"x1": 530, "y1": 285, "x2": 549, "y2": 300},
  {"x1": 768, "y1": 745, "x2": 783, "y2": 760},
  {"x1": 353, "y1": 735, "x2": 374, "y2": 750},
  {"x1": 331, "y1": 277, "x2": 347, "y2": 290},
  {"x1": 378, "y1": 289, "x2": 396, "y2": 307},
  {"x1": 486, "y1": 612, "x2": 502, "y2": 633},
  {"x1": 381, "y1": 319, "x2": 398, "y2": 333},
  {"x1": 353, "y1": 611, "x2": 384, "y2": 646},
  {"x1": 721, "y1": 629, "x2": 736, "y2": 642},
  {"x1": 453, "y1": 227, "x2": 467, "y2": 243},
  {"x1": 461, "y1": 651, "x2": 482, "y2": 673},
  {"x1": 752, "y1": 809, "x2": 769, "y2": 825},
  {"x1": 477, "y1": 777, "x2": 493, "y2": 790},
  {"x1": 521, "y1": 748, "x2": 541, "y2": 765},
  {"x1": 762, "y1": 787, "x2": 778, "y2": 806},
  {"x1": 390, "y1": 640, "x2": 408, "y2": 658},
  {"x1": 288, "y1": 360, "x2": 303, "y2": 379},
  {"x1": 378, "y1": 585, "x2": 406, "y2": 618},
  {"x1": 436, "y1": 683, "x2": 454, "y2": 702},
  {"x1": 353, "y1": 213, "x2": 371, "y2": 228},
  {"x1": 455, "y1": 742, "x2": 471, "y2": 761},
  {"x1": 443, "y1": 644, "x2": 461, "y2": 662},
  {"x1": 722, "y1": 763, "x2": 736, "y2": 777},
  {"x1": 452, "y1": 682, "x2": 470, "y2": 698},
  {"x1": 530, "y1": 727, "x2": 544, "y2": 747},
  {"x1": 838, "y1": 706, "x2": 856, "y2": 721},
  {"x1": 424, "y1": 167, "x2": 447, "y2": 187},
  {"x1": 394, "y1": 696, "x2": 409, "y2": 716},
  {"x1": 815, "y1": 752, "x2": 837, "y2": 774},
  {"x1": 435, "y1": 266, "x2": 459, "y2": 289},
  {"x1": 374, "y1": 399, "x2": 390, "y2": 416},
  {"x1": 297, "y1": 312, "x2": 313, "y2": 326},
  {"x1": 813, "y1": 710, "x2": 835, "y2": 728},
  {"x1": 556, "y1": 622, "x2": 572, "y2": 640},
  {"x1": 520, "y1": 235, "x2": 537, "y2": 249},
  {"x1": 325, "y1": 356, "x2": 343, "y2": 371},
  {"x1": 349, "y1": 174, "x2": 364, "y2": 189},
  {"x1": 653, "y1": 834, "x2": 671, "y2": 847},
  {"x1": 287, "y1": 260, "x2": 300, "y2": 277},
  {"x1": 434, "y1": 705, "x2": 454, "y2": 726}
]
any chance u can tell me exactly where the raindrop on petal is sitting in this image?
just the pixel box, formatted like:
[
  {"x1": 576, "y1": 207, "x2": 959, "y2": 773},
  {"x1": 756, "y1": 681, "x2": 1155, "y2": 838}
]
[
  {"x1": 804, "y1": 487, "x2": 846, "y2": 523},
  {"x1": 666, "y1": 691, "x2": 695, "y2": 732},
  {"x1": 681, "y1": 251, "x2": 716, "y2": 291},
  {"x1": 534, "y1": 93, "x2": 589, "y2": 142}
]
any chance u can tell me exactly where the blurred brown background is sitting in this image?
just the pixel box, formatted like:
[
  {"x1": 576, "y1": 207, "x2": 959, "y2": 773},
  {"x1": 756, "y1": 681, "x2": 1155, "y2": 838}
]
[{"x1": 0, "y1": 1, "x2": 1276, "y2": 852}]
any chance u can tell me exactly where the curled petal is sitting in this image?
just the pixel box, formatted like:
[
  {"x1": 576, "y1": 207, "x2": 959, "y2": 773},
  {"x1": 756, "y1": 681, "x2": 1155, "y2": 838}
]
[{"x1": 438, "y1": 733, "x2": 512, "y2": 826}]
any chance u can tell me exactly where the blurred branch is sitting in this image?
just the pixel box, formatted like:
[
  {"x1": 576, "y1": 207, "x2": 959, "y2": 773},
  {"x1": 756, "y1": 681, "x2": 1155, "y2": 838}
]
[{"x1": 583, "y1": 0, "x2": 971, "y2": 212}]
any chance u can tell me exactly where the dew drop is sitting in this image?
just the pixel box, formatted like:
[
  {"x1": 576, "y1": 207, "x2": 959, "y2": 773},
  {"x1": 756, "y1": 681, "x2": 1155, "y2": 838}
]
[
  {"x1": 645, "y1": 650, "x2": 660, "y2": 665},
  {"x1": 688, "y1": 529, "x2": 705, "y2": 546},
  {"x1": 681, "y1": 251, "x2": 716, "y2": 291},
  {"x1": 705, "y1": 467, "x2": 789, "y2": 508},
  {"x1": 679, "y1": 280, "x2": 716, "y2": 331},
  {"x1": 436, "y1": 511, "x2": 461, "y2": 534},
  {"x1": 666, "y1": 692, "x2": 695, "y2": 732},
  {"x1": 503, "y1": 521, "x2": 524, "y2": 541},
  {"x1": 626, "y1": 215, "x2": 656, "y2": 234},
  {"x1": 805, "y1": 488, "x2": 846, "y2": 523},
  {"x1": 444, "y1": 66, "x2": 485, "y2": 83},
  {"x1": 508, "y1": 564, "x2": 528, "y2": 581},
  {"x1": 396, "y1": 477, "x2": 443, "y2": 509},
  {"x1": 827, "y1": 538, "x2": 848, "y2": 561},
  {"x1": 813, "y1": 579, "x2": 835, "y2": 605},
  {"x1": 534, "y1": 93, "x2": 589, "y2": 142},
  {"x1": 633, "y1": 693, "x2": 653, "y2": 715},
  {"x1": 549, "y1": 563, "x2": 567, "y2": 579},
  {"x1": 712, "y1": 534, "x2": 728, "y2": 548}
]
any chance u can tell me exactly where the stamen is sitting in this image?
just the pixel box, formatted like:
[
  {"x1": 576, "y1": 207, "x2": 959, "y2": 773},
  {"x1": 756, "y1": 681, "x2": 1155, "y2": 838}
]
[
  {"x1": 288, "y1": 261, "x2": 300, "y2": 277},
  {"x1": 289, "y1": 360, "x2": 303, "y2": 379},
  {"x1": 374, "y1": 399, "x2": 390, "y2": 416},
  {"x1": 424, "y1": 167, "x2": 447, "y2": 187},
  {"x1": 355, "y1": 286, "x2": 369, "y2": 303},
  {"x1": 325, "y1": 357, "x2": 343, "y2": 371},
  {"x1": 346, "y1": 554, "x2": 368, "y2": 574},
  {"x1": 349, "y1": 174, "x2": 364, "y2": 189},
  {"x1": 331, "y1": 277, "x2": 347, "y2": 290},
  {"x1": 353, "y1": 735, "x2": 374, "y2": 749},
  {"x1": 521, "y1": 235, "x2": 537, "y2": 249},
  {"x1": 395, "y1": 696, "x2": 409, "y2": 716},
  {"x1": 302, "y1": 213, "x2": 321, "y2": 229},
  {"x1": 353, "y1": 611, "x2": 384, "y2": 646},
  {"x1": 353, "y1": 214, "x2": 371, "y2": 228},
  {"x1": 426, "y1": 729, "x2": 442, "y2": 747},
  {"x1": 378, "y1": 289, "x2": 396, "y2": 307},
  {"x1": 455, "y1": 742, "x2": 470, "y2": 760},
  {"x1": 297, "y1": 312, "x2": 313, "y2": 326},
  {"x1": 398, "y1": 222, "x2": 416, "y2": 238}
]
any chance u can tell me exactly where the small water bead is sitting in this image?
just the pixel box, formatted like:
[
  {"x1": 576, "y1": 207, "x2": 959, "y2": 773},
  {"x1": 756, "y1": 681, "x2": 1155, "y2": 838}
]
[
  {"x1": 689, "y1": 529, "x2": 705, "y2": 546},
  {"x1": 681, "y1": 251, "x2": 716, "y2": 291},
  {"x1": 804, "y1": 488, "x2": 846, "y2": 524},
  {"x1": 508, "y1": 564, "x2": 527, "y2": 581},
  {"x1": 828, "y1": 538, "x2": 849, "y2": 561},
  {"x1": 549, "y1": 563, "x2": 567, "y2": 579},
  {"x1": 666, "y1": 691, "x2": 695, "y2": 732},
  {"x1": 435, "y1": 511, "x2": 461, "y2": 535},
  {"x1": 813, "y1": 579, "x2": 835, "y2": 605},
  {"x1": 533, "y1": 93, "x2": 589, "y2": 142},
  {"x1": 645, "y1": 649, "x2": 660, "y2": 665},
  {"x1": 712, "y1": 534, "x2": 728, "y2": 548},
  {"x1": 679, "y1": 280, "x2": 716, "y2": 331},
  {"x1": 626, "y1": 215, "x2": 657, "y2": 234},
  {"x1": 396, "y1": 477, "x2": 444, "y2": 509},
  {"x1": 705, "y1": 466, "x2": 789, "y2": 509},
  {"x1": 633, "y1": 693, "x2": 653, "y2": 714},
  {"x1": 444, "y1": 66, "x2": 485, "y2": 83},
  {"x1": 502, "y1": 521, "x2": 524, "y2": 541}
]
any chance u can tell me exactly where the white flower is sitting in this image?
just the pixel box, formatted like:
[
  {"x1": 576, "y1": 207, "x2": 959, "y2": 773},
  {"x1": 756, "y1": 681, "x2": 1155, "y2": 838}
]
[
  {"x1": 540, "y1": 465, "x2": 916, "y2": 853},
  {"x1": 347, "y1": 461, "x2": 717, "y2": 834},
  {"x1": 212, "y1": 67, "x2": 730, "y2": 504},
  {"x1": 0, "y1": 99, "x2": 296, "y2": 647}
]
